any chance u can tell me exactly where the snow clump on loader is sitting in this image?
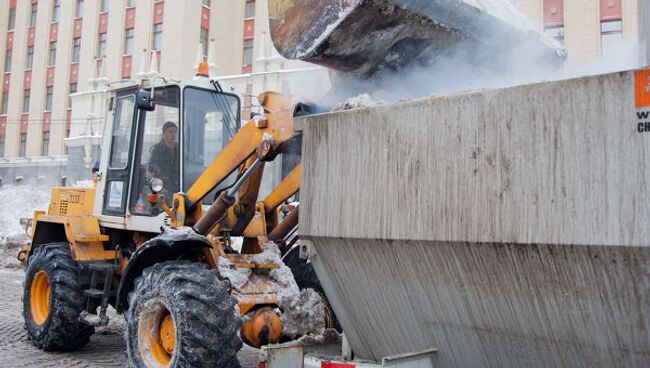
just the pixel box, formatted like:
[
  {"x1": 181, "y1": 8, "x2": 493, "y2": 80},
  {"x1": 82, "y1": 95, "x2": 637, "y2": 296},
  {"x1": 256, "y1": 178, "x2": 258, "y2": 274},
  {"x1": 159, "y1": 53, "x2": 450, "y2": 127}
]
[{"x1": 253, "y1": 242, "x2": 326, "y2": 339}]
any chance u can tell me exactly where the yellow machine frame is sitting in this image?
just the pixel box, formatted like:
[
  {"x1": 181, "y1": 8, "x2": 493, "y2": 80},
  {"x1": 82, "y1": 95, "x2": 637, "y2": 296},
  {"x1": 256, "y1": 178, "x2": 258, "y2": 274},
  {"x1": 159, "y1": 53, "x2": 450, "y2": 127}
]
[{"x1": 21, "y1": 87, "x2": 305, "y2": 349}]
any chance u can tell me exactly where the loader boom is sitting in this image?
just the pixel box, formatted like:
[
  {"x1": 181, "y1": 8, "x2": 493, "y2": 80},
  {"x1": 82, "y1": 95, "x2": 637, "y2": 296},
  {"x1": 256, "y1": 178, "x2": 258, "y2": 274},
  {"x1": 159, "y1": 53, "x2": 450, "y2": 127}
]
[
  {"x1": 183, "y1": 92, "x2": 297, "y2": 209},
  {"x1": 169, "y1": 91, "x2": 301, "y2": 251}
]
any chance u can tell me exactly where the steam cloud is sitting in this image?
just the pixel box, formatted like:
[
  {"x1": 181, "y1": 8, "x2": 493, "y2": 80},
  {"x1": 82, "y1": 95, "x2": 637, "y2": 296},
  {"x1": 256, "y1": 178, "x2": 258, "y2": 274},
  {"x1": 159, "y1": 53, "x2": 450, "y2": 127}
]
[{"x1": 284, "y1": 8, "x2": 642, "y2": 108}]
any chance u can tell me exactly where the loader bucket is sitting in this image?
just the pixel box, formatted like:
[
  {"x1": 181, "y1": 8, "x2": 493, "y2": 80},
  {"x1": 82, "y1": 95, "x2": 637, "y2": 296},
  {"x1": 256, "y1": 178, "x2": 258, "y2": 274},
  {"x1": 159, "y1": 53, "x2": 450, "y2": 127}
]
[{"x1": 268, "y1": 0, "x2": 565, "y2": 76}]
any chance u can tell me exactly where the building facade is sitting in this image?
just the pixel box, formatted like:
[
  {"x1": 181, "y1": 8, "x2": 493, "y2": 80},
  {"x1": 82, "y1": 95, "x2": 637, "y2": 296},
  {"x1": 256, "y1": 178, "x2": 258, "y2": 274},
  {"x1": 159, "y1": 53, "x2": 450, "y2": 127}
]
[
  {"x1": 514, "y1": 0, "x2": 640, "y2": 65},
  {"x1": 0, "y1": 0, "x2": 644, "y2": 184}
]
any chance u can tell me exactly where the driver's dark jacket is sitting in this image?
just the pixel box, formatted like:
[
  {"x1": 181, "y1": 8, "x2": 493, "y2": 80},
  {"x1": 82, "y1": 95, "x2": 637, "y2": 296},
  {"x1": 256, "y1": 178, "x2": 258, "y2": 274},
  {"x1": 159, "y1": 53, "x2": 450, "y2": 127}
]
[{"x1": 149, "y1": 141, "x2": 179, "y2": 191}]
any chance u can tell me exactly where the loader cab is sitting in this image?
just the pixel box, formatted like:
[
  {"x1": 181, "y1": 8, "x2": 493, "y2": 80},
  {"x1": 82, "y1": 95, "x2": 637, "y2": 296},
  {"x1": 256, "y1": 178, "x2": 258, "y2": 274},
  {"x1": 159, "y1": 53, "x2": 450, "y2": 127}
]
[{"x1": 95, "y1": 80, "x2": 241, "y2": 232}]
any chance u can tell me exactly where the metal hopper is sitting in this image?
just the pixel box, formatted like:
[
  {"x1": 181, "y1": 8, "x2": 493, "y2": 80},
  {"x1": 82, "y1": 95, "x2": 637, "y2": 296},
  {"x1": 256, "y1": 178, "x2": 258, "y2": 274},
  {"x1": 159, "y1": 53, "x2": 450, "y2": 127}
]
[{"x1": 297, "y1": 70, "x2": 650, "y2": 367}]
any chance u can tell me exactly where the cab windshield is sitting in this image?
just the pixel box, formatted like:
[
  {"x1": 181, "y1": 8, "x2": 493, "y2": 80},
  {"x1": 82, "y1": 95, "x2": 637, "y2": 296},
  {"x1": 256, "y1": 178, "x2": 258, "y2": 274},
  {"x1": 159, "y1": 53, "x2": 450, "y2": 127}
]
[{"x1": 183, "y1": 87, "x2": 240, "y2": 204}]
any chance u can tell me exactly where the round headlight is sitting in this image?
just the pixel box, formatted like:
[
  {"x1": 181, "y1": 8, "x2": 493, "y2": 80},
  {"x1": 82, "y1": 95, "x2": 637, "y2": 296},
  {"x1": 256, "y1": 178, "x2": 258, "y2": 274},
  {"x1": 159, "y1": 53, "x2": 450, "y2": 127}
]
[{"x1": 149, "y1": 178, "x2": 164, "y2": 193}]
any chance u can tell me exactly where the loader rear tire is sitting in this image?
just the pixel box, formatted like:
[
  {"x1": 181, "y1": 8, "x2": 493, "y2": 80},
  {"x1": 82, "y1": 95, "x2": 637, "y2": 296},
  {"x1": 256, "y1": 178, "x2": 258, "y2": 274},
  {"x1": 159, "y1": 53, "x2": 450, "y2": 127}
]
[
  {"x1": 23, "y1": 242, "x2": 95, "y2": 351},
  {"x1": 125, "y1": 261, "x2": 242, "y2": 368}
]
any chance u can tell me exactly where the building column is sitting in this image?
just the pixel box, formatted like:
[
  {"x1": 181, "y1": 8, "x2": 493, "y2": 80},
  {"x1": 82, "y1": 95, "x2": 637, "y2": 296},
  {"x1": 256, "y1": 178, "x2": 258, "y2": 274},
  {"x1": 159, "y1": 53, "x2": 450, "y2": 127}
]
[{"x1": 65, "y1": 68, "x2": 107, "y2": 182}]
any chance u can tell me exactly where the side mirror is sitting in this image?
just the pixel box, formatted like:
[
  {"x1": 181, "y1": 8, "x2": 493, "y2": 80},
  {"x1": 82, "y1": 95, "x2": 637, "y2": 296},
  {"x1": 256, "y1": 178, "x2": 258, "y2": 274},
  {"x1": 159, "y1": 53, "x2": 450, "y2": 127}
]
[{"x1": 135, "y1": 89, "x2": 156, "y2": 111}]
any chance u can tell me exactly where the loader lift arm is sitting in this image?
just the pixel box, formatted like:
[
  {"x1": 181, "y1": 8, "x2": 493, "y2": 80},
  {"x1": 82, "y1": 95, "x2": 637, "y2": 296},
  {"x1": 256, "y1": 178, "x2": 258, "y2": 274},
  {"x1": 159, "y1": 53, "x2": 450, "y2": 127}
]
[{"x1": 171, "y1": 91, "x2": 301, "y2": 247}]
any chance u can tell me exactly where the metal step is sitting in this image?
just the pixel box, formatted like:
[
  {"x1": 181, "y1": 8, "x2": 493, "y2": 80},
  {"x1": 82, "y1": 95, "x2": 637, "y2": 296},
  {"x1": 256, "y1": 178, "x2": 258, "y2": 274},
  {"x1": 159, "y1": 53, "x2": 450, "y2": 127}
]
[
  {"x1": 85, "y1": 262, "x2": 120, "y2": 272},
  {"x1": 84, "y1": 288, "x2": 115, "y2": 299}
]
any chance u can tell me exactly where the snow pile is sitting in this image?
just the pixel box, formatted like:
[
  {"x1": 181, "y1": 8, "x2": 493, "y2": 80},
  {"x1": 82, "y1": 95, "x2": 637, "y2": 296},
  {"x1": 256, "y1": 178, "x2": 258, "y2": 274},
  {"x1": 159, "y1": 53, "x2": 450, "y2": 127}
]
[
  {"x1": 278, "y1": 288, "x2": 326, "y2": 338},
  {"x1": 332, "y1": 94, "x2": 384, "y2": 112},
  {"x1": 218, "y1": 242, "x2": 326, "y2": 338},
  {"x1": 0, "y1": 185, "x2": 50, "y2": 268},
  {"x1": 217, "y1": 256, "x2": 251, "y2": 292},
  {"x1": 96, "y1": 309, "x2": 126, "y2": 336},
  {"x1": 73, "y1": 180, "x2": 95, "y2": 188},
  {"x1": 253, "y1": 242, "x2": 326, "y2": 338}
]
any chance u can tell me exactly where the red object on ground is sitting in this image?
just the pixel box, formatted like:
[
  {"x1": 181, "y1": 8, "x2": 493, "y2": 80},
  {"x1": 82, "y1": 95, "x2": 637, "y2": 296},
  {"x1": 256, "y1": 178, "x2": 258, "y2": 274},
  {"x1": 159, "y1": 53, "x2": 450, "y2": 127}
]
[{"x1": 321, "y1": 362, "x2": 356, "y2": 368}]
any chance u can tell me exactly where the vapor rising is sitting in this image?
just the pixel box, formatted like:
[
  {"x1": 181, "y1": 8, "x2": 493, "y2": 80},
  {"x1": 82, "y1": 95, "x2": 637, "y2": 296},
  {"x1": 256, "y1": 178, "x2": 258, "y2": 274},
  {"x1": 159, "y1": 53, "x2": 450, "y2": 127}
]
[
  {"x1": 326, "y1": 38, "x2": 642, "y2": 108},
  {"x1": 283, "y1": 0, "x2": 643, "y2": 108}
]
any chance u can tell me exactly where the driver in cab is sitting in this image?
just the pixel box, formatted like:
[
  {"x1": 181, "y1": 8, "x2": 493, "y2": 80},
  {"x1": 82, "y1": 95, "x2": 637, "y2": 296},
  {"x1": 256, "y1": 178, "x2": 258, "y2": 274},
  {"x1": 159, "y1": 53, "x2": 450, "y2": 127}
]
[{"x1": 147, "y1": 121, "x2": 179, "y2": 196}]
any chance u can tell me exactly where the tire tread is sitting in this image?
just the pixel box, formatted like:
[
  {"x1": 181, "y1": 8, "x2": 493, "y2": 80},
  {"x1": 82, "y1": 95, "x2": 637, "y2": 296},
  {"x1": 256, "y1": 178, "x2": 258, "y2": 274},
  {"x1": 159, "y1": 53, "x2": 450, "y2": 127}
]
[{"x1": 23, "y1": 242, "x2": 95, "y2": 351}]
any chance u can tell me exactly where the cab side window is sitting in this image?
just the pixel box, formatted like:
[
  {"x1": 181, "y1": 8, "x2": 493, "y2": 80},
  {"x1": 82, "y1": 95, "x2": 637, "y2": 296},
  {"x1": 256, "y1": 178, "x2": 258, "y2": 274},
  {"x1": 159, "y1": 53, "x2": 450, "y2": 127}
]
[{"x1": 109, "y1": 97, "x2": 135, "y2": 169}]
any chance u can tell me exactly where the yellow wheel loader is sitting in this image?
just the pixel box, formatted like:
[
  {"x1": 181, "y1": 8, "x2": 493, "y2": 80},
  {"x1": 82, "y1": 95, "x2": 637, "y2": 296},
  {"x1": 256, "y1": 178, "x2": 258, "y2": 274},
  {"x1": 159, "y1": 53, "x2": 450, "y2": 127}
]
[
  {"x1": 20, "y1": 71, "x2": 320, "y2": 366},
  {"x1": 18, "y1": 1, "x2": 563, "y2": 367}
]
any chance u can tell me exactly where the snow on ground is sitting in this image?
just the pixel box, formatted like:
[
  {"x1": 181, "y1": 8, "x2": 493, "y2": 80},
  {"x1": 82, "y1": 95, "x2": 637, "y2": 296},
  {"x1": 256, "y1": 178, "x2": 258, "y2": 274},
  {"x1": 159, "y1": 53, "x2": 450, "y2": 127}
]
[
  {"x1": 0, "y1": 269, "x2": 261, "y2": 367},
  {"x1": 0, "y1": 185, "x2": 50, "y2": 269}
]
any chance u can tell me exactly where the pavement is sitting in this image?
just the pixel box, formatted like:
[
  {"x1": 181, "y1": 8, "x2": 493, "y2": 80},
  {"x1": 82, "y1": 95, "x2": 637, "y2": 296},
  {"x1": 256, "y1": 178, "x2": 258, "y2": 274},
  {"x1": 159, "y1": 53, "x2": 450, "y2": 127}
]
[{"x1": 0, "y1": 269, "x2": 260, "y2": 368}]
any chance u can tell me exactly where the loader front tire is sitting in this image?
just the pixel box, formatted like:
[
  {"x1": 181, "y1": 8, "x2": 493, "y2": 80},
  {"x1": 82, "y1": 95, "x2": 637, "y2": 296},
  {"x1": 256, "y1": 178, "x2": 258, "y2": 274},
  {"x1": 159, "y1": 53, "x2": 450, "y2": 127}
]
[
  {"x1": 126, "y1": 261, "x2": 242, "y2": 368},
  {"x1": 23, "y1": 242, "x2": 95, "y2": 351}
]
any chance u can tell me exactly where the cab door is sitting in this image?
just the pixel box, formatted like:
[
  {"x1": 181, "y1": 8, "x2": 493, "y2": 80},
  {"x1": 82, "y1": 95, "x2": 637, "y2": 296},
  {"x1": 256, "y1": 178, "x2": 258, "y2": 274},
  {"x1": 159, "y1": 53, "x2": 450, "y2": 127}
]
[{"x1": 103, "y1": 91, "x2": 138, "y2": 216}]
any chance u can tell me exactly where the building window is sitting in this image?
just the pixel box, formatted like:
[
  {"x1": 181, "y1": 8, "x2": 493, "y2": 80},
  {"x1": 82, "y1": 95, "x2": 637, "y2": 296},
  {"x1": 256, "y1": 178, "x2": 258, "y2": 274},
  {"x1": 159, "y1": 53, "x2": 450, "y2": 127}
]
[
  {"x1": 41, "y1": 131, "x2": 50, "y2": 156},
  {"x1": 124, "y1": 29, "x2": 134, "y2": 55},
  {"x1": 0, "y1": 135, "x2": 5, "y2": 158},
  {"x1": 26, "y1": 47, "x2": 34, "y2": 70},
  {"x1": 75, "y1": 0, "x2": 84, "y2": 18},
  {"x1": 601, "y1": 20, "x2": 623, "y2": 58},
  {"x1": 97, "y1": 33, "x2": 108, "y2": 59},
  {"x1": 68, "y1": 83, "x2": 77, "y2": 109},
  {"x1": 22, "y1": 90, "x2": 30, "y2": 113},
  {"x1": 45, "y1": 87, "x2": 53, "y2": 112},
  {"x1": 7, "y1": 8, "x2": 16, "y2": 30},
  {"x1": 72, "y1": 37, "x2": 81, "y2": 63},
  {"x1": 203, "y1": 0, "x2": 210, "y2": 7},
  {"x1": 52, "y1": 0, "x2": 61, "y2": 22},
  {"x1": 19, "y1": 133, "x2": 26, "y2": 157},
  {"x1": 1, "y1": 92, "x2": 8, "y2": 115},
  {"x1": 100, "y1": 0, "x2": 109, "y2": 13},
  {"x1": 152, "y1": 24, "x2": 163, "y2": 51},
  {"x1": 243, "y1": 39, "x2": 253, "y2": 66},
  {"x1": 200, "y1": 28, "x2": 209, "y2": 57},
  {"x1": 49, "y1": 42, "x2": 57, "y2": 66},
  {"x1": 4, "y1": 50, "x2": 12, "y2": 73},
  {"x1": 543, "y1": 0, "x2": 564, "y2": 46},
  {"x1": 245, "y1": 1, "x2": 255, "y2": 19},
  {"x1": 127, "y1": 0, "x2": 136, "y2": 7},
  {"x1": 30, "y1": 3, "x2": 38, "y2": 27}
]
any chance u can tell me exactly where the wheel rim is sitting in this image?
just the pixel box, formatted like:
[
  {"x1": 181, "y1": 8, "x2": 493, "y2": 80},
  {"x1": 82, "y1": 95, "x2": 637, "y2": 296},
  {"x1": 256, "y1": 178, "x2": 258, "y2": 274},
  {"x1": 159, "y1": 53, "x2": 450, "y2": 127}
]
[
  {"x1": 30, "y1": 270, "x2": 50, "y2": 326},
  {"x1": 159, "y1": 314, "x2": 175, "y2": 355},
  {"x1": 138, "y1": 299, "x2": 176, "y2": 367}
]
